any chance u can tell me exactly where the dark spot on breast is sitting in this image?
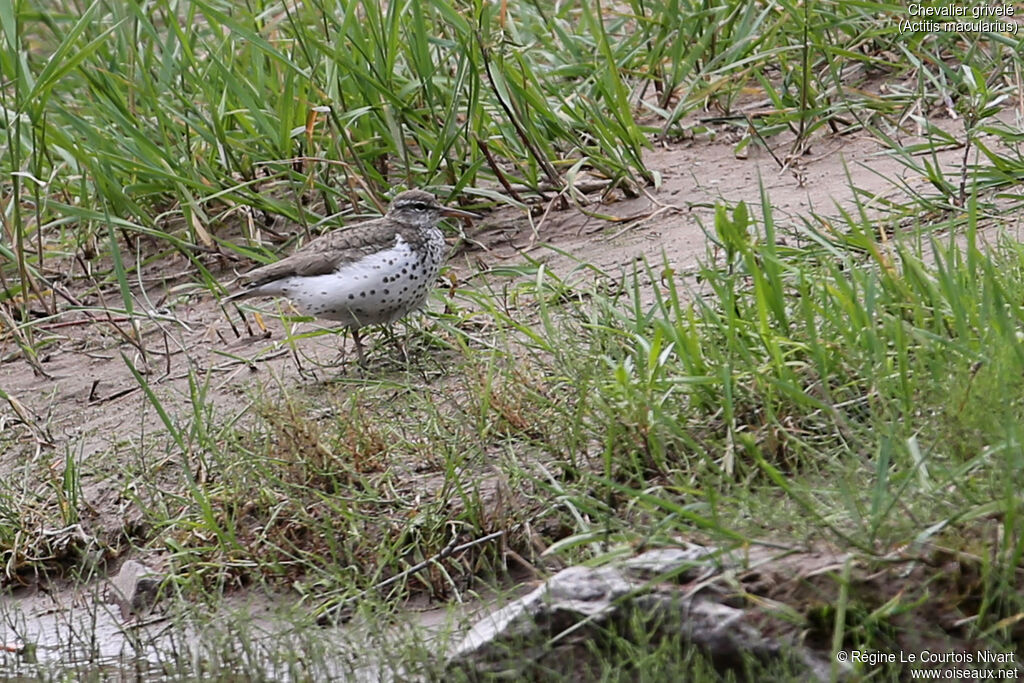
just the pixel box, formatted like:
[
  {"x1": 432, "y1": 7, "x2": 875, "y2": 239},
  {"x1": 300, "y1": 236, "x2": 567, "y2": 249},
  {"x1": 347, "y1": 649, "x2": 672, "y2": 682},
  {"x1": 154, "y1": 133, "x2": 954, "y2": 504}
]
[{"x1": 348, "y1": 294, "x2": 354, "y2": 299}]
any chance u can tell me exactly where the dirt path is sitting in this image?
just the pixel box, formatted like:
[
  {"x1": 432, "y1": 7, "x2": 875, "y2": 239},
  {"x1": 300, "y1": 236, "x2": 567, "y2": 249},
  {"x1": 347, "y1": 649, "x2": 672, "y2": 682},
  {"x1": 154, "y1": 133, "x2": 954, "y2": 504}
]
[{"x1": 0, "y1": 121, "x2": 986, "y2": 551}]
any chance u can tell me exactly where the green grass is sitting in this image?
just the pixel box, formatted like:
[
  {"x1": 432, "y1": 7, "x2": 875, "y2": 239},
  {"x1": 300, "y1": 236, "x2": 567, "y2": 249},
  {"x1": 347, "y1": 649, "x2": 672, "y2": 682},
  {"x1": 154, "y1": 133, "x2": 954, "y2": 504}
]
[
  {"x1": 3, "y1": 0, "x2": 1024, "y2": 679},
  {"x1": 4, "y1": 0, "x2": 1016, "y2": 302}
]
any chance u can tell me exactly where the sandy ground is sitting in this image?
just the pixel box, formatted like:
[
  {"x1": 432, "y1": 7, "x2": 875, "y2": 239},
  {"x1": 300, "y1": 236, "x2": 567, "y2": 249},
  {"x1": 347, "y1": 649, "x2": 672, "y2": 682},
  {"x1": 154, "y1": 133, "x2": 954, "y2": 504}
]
[
  {"x1": 1, "y1": 107, "x2": 1019, "y2": 675},
  {"x1": 0, "y1": 115, "x2": 998, "y2": 518}
]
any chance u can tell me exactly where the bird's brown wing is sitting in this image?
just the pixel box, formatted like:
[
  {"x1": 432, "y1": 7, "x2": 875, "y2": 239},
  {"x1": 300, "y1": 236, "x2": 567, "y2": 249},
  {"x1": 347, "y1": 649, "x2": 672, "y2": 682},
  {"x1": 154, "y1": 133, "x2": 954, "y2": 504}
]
[{"x1": 241, "y1": 217, "x2": 396, "y2": 286}]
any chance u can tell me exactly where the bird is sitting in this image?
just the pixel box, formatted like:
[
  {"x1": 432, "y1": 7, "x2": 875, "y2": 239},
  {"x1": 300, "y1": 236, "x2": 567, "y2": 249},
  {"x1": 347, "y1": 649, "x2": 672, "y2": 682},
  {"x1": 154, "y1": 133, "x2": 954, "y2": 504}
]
[{"x1": 224, "y1": 189, "x2": 477, "y2": 362}]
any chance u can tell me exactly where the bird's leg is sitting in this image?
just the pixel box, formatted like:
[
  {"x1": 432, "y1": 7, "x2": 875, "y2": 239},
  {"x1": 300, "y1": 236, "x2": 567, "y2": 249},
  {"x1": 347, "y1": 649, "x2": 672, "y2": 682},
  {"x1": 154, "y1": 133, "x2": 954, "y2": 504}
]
[{"x1": 351, "y1": 327, "x2": 367, "y2": 367}]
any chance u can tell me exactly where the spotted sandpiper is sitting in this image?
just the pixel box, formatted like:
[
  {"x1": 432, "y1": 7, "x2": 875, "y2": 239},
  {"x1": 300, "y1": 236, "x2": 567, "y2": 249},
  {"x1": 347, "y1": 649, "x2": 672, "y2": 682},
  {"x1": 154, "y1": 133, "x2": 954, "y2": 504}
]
[{"x1": 224, "y1": 189, "x2": 476, "y2": 361}]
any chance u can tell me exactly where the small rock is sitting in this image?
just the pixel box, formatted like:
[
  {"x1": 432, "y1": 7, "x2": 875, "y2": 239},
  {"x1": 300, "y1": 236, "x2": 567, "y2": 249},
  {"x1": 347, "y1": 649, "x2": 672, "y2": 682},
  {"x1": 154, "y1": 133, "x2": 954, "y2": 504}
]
[
  {"x1": 448, "y1": 545, "x2": 836, "y2": 681},
  {"x1": 620, "y1": 545, "x2": 717, "y2": 581},
  {"x1": 107, "y1": 560, "x2": 164, "y2": 620}
]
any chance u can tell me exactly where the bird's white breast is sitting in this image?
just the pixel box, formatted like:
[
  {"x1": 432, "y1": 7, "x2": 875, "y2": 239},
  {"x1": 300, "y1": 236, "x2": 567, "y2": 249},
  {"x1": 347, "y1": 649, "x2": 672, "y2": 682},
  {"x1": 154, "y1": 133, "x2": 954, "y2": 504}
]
[{"x1": 252, "y1": 234, "x2": 443, "y2": 328}]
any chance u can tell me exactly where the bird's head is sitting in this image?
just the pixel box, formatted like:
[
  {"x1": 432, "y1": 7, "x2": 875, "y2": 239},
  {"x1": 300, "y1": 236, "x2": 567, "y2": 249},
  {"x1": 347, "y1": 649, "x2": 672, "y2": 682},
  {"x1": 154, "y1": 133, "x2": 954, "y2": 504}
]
[{"x1": 388, "y1": 189, "x2": 477, "y2": 227}]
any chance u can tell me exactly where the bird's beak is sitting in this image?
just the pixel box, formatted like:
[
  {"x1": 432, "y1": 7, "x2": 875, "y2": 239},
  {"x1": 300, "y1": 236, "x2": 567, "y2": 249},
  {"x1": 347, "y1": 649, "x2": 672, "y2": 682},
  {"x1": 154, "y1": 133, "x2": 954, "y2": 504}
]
[{"x1": 442, "y1": 206, "x2": 479, "y2": 220}]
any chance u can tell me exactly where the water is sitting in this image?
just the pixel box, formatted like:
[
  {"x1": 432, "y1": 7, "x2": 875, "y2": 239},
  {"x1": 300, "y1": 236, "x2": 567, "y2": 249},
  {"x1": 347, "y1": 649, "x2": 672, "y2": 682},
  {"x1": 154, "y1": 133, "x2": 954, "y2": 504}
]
[{"x1": 0, "y1": 583, "x2": 473, "y2": 680}]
